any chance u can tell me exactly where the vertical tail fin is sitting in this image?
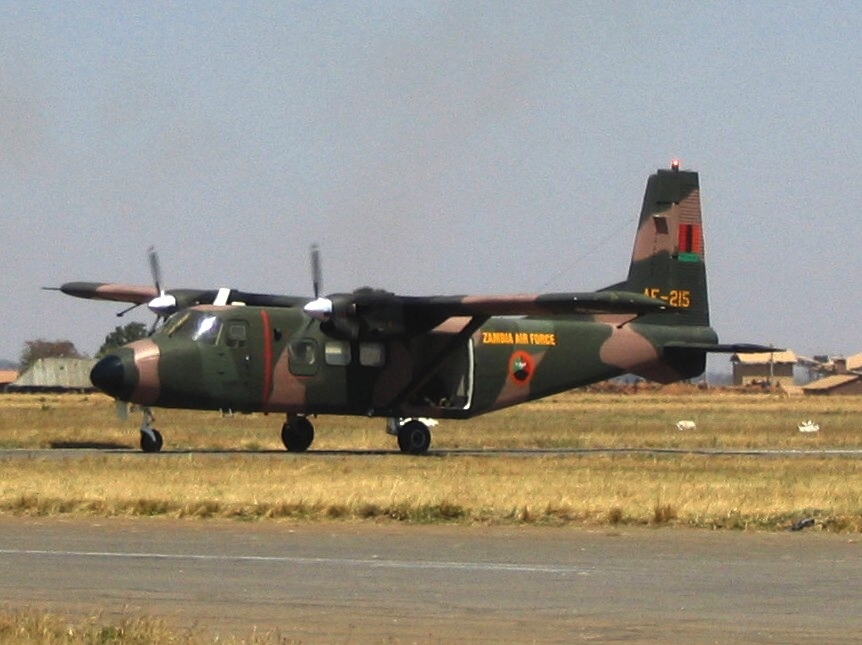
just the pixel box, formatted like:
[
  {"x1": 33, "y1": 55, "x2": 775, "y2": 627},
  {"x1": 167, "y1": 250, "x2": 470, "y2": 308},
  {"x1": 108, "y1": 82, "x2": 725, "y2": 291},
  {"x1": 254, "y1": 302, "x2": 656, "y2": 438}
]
[{"x1": 622, "y1": 164, "x2": 709, "y2": 327}]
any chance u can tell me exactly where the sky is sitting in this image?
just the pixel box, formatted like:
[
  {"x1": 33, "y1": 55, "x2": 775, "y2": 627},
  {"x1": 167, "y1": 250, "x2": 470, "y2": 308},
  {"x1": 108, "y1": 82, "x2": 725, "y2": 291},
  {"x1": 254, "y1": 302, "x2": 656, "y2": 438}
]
[{"x1": 2, "y1": 2, "x2": 861, "y2": 367}]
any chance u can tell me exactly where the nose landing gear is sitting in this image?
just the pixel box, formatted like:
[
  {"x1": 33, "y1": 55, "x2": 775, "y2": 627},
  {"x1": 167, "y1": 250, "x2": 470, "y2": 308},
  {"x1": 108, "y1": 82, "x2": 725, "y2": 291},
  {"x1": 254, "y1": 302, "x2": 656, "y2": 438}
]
[{"x1": 139, "y1": 407, "x2": 164, "y2": 453}]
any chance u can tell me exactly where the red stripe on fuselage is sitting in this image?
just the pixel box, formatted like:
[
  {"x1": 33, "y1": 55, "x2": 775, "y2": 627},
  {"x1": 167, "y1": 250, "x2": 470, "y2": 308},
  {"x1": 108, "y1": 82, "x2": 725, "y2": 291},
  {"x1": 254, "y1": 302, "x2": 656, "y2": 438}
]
[{"x1": 260, "y1": 309, "x2": 273, "y2": 407}]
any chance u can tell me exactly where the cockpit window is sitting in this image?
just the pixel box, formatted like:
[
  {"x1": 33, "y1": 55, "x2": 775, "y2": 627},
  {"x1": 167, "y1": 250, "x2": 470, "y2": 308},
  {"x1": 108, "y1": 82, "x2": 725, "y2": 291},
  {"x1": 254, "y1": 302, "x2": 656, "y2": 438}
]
[
  {"x1": 161, "y1": 310, "x2": 222, "y2": 345},
  {"x1": 161, "y1": 311, "x2": 190, "y2": 336}
]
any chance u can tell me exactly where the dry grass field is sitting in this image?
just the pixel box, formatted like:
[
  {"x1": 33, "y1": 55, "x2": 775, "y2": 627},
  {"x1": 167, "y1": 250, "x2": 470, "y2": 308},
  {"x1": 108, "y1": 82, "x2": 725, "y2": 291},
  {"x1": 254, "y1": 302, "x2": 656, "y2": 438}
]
[
  {"x1": 1, "y1": 389, "x2": 861, "y2": 531},
  {"x1": 0, "y1": 608, "x2": 281, "y2": 645}
]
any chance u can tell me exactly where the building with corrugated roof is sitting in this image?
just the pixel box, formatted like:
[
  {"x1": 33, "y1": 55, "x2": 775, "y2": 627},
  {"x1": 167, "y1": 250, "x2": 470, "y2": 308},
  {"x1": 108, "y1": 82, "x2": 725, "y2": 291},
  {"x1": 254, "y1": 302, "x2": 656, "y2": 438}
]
[
  {"x1": 797, "y1": 351, "x2": 862, "y2": 383},
  {"x1": 802, "y1": 373, "x2": 862, "y2": 396},
  {"x1": 7, "y1": 358, "x2": 97, "y2": 392},
  {"x1": 0, "y1": 370, "x2": 19, "y2": 391},
  {"x1": 829, "y1": 353, "x2": 862, "y2": 374},
  {"x1": 730, "y1": 350, "x2": 797, "y2": 387}
]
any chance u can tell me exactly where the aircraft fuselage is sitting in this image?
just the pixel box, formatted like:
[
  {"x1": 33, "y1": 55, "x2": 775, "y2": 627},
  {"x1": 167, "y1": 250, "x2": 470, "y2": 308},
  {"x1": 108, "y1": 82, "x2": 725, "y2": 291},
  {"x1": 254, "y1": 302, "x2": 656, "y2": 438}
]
[{"x1": 91, "y1": 304, "x2": 717, "y2": 420}]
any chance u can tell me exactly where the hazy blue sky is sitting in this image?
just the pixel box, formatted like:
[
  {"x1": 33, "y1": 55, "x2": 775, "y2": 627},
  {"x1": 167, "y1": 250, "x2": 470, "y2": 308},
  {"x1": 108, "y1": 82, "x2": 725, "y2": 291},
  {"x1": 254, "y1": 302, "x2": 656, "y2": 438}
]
[{"x1": 2, "y1": 2, "x2": 860, "y2": 365}]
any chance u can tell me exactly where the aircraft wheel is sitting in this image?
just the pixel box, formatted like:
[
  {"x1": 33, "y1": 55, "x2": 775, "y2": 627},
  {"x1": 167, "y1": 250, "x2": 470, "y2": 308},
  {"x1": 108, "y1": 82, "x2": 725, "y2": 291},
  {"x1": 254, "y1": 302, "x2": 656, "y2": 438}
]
[
  {"x1": 282, "y1": 416, "x2": 314, "y2": 452},
  {"x1": 140, "y1": 428, "x2": 163, "y2": 453},
  {"x1": 397, "y1": 420, "x2": 431, "y2": 455}
]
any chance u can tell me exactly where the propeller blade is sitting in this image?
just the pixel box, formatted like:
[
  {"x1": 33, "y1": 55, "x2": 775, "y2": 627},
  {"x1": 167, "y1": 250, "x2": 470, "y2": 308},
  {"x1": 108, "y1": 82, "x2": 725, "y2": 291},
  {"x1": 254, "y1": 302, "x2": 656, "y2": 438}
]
[
  {"x1": 145, "y1": 246, "x2": 176, "y2": 330},
  {"x1": 147, "y1": 246, "x2": 163, "y2": 295},
  {"x1": 310, "y1": 243, "x2": 322, "y2": 299},
  {"x1": 289, "y1": 244, "x2": 326, "y2": 355}
]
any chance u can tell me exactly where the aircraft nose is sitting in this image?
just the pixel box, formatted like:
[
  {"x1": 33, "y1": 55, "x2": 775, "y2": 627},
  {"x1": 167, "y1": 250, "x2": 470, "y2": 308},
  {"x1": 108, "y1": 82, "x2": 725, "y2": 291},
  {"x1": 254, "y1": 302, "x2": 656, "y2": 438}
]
[{"x1": 90, "y1": 353, "x2": 136, "y2": 399}]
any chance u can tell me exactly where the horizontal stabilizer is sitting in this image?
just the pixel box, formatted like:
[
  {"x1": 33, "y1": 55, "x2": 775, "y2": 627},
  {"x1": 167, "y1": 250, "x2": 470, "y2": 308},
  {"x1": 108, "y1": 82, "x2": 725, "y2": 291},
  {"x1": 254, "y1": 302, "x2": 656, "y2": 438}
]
[{"x1": 664, "y1": 342, "x2": 783, "y2": 354}]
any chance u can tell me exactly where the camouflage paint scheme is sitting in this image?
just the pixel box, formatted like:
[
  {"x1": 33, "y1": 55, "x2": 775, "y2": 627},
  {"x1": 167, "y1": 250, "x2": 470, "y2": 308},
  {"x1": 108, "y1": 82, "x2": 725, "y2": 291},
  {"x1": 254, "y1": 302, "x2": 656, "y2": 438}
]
[{"x1": 65, "y1": 166, "x2": 770, "y2": 452}]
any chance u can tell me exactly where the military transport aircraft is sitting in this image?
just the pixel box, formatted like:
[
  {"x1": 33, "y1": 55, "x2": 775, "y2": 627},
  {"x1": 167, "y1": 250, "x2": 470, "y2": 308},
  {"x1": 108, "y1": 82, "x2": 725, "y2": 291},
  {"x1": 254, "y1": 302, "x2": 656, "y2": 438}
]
[{"x1": 59, "y1": 163, "x2": 772, "y2": 454}]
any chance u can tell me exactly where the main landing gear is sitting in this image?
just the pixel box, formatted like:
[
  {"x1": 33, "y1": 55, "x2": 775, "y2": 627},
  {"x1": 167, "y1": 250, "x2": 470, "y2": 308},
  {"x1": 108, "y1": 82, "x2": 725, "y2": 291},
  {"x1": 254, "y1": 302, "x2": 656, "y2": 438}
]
[
  {"x1": 278, "y1": 415, "x2": 434, "y2": 454},
  {"x1": 387, "y1": 418, "x2": 434, "y2": 455},
  {"x1": 135, "y1": 408, "x2": 314, "y2": 454},
  {"x1": 132, "y1": 409, "x2": 432, "y2": 455},
  {"x1": 139, "y1": 407, "x2": 164, "y2": 453},
  {"x1": 281, "y1": 414, "x2": 315, "y2": 452}
]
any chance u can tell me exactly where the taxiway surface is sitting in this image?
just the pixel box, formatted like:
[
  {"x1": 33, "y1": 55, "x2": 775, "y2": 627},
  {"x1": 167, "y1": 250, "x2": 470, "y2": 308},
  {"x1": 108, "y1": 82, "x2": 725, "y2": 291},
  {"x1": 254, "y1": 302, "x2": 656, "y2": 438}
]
[{"x1": 0, "y1": 517, "x2": 860, "y2": 643}]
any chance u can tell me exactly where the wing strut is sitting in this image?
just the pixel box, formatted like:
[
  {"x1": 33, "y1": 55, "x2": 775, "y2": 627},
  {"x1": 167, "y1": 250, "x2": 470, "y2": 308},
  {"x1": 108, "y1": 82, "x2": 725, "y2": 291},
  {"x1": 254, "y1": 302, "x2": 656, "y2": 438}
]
[{"x1": 380, "y1": 315, "x2": 490, "y2": 415}]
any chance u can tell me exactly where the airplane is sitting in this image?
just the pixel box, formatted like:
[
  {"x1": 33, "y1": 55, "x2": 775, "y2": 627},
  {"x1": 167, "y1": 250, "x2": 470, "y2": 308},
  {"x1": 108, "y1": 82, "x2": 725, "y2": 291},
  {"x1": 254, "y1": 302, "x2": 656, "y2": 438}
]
[{"x1": 59, "y1": 163, "x2": 773, "y2": 454}]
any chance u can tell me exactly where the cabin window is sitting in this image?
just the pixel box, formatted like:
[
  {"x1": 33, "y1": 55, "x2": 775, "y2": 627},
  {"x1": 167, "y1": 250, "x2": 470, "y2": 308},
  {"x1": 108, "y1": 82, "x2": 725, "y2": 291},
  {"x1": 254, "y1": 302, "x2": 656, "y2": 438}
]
[
  {"x1": 324, "y1": 341, "x2": 351, "y2": 366},
  {"x1": 292, "y1": 340, "x2": 317, "y2": 365},
  {"x1": 226, "y1": 321, "x2": 248, "y2": 348},
  {"x1": 288, "y1": 339, "x2": 319, "y2": 376},
  {"x1": 359, "y1": 342, "x2": 385, "y2": 367}
]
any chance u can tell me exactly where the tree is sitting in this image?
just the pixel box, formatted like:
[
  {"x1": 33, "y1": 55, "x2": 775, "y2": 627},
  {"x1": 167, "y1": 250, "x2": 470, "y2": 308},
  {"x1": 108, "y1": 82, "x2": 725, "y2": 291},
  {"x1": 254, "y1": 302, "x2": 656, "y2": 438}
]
[
  {"x1": 19, "y1": 339, "x2": 84, "y2": 372},
  {"x1": 96, "y1": 322, "x2": 148, "y2": 358}
]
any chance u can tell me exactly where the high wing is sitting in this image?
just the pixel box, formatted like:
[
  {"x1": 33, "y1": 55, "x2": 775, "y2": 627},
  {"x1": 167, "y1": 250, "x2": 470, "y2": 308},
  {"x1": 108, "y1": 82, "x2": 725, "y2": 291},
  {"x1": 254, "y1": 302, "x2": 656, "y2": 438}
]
[
  {"x1": 57, "y1": 280, "x2": 670, "y2": 342},
  {"x1": 55, "y1": 247, "x2": 311, "y2": 316},
  {"x1": 403, "y1": 290, "x2": 670, "y2": 317},
  {"x1": 59, "y1": 281, "x2": 668, "y2": 317},
  {"x1": 304, "y1": 289, "x2": 671, "y2": 340},
  {"x1": 57, "y1": 239, "x2": 670, "y2": 336},
  {"x1": 58, "y1": 282, "x2": 158, "y2": 304},
  {"x1": 57, "y1": 282, "x2": 307, "y2": 310}
]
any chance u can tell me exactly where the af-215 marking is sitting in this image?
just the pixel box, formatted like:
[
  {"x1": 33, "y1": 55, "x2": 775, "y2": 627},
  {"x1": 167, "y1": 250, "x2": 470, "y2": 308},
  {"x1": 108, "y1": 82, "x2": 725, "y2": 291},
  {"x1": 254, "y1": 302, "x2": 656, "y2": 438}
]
[{"x1": 643, "y1": 288, "x2": 691, "y2": 308}]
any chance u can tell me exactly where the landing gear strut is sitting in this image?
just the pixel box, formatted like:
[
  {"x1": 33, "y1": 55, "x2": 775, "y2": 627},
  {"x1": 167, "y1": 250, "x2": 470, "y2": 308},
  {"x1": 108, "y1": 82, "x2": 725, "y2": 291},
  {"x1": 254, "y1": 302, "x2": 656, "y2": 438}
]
[
  {"x1": 281, "y1": 414, "x2": 314, "y2": 452},
  {"x1": 139, "y1": 407, "x2": 163, "y2": 453}
]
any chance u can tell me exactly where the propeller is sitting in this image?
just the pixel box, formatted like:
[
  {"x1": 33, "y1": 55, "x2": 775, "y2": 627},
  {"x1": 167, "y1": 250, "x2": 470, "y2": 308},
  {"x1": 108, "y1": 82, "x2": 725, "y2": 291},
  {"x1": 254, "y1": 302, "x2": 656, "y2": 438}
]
[
  {"x1": 303, "y1": 243, "x2": 333, "y2": 322},
  {"x1": 289, "y1": 244, "x2": 327, "y2": 355},
  {"x1": 290, "y1": 244, "x2": 404, "y2": 348},
  {"x1": 300, "y1": 244, "x2": 367, "y2": 340},
  {"x1": 145, "y1": 247, "x2": 178, "y2": 331}
]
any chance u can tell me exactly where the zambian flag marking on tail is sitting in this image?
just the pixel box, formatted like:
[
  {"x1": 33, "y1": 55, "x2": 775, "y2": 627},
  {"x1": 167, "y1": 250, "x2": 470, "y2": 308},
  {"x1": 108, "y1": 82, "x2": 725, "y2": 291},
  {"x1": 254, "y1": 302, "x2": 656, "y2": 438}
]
[{"x1": 677, "y1": 223, "x2": 702, "y2": 263}]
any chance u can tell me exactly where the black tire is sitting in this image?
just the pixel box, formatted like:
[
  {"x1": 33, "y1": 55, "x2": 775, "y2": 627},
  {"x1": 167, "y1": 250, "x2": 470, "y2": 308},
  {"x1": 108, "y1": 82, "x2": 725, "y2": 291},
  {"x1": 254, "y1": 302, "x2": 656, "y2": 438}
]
[
  {"x1": 140, "y1": 428, "x2": 163, "y2": 453},
  {"x1": 281, "y1": 416, "x2": 314, "y2": 452},
  {"x1": 397, "y1": 420, "x2": 431, "y2": 455}
]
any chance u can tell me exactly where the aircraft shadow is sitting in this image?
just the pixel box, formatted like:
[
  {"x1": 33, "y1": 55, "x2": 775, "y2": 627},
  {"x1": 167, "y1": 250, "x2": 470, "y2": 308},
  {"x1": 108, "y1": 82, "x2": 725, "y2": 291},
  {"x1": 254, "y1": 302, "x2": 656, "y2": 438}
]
[
  {"x1": 28, "y1": 446, "x2": 862, "y2": 458},
  {"x1": 109, "y1": 447, "x2": 862, "y2": 458},
  {"x1": 48, "y1": 440, "x2": 133, "y2": 450}
]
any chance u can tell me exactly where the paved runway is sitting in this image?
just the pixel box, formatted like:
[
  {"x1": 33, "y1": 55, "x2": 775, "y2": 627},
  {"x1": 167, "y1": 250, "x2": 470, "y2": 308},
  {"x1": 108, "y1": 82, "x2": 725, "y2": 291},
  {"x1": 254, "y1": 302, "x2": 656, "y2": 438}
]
[{"x1": 0, "y1": 517, "x2": 860, "y2": 643}]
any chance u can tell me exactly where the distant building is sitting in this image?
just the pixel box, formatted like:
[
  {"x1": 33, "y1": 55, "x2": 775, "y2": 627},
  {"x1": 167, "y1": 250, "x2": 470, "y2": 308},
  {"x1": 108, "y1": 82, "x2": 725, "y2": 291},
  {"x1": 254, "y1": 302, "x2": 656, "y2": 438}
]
[
  {"x1": 7, "y1": 358, "x2": 97, "y2": 393},
  {"x1": 0, "y1": 370, "x2": 19, "y2": 391},
  {"x1": 730, "y1": 350, "x2": 797, "y2": 387},
  {"x1": 803, "y1": 373, "x2": 862, "y2": 396},
  {"x1": 824, "y1": 353, "x2": 862, "y2": 375},
  {"x1": 797, "y1": 351, "x2": 862, "y2": 383}
]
